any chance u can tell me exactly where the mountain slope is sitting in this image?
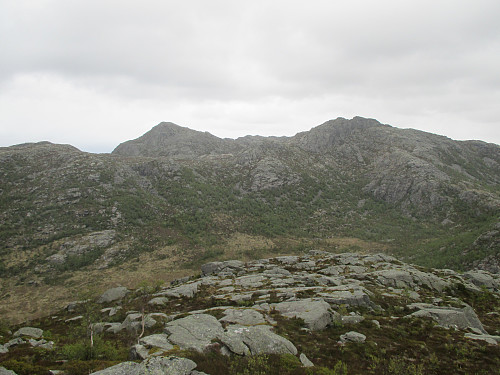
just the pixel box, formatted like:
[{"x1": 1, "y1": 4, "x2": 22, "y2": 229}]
[{"x1": 0, "y1": 117, "x2": 499, "y2": 324}]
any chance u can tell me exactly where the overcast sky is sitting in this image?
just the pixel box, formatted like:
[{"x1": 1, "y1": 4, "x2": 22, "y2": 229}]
[{"x1": 1, "y1": 1, "x2": 499, "y2": 153}]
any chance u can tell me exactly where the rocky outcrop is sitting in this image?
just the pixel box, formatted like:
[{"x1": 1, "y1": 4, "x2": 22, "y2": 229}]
[
  {"x1": 164, "y1": 314, "x2": 224, "y2": 353},
  {"x1": 97, "y1": 287, "x2": 130, "y2": 304},
  {"x1": 268, "y1": 299, "x2": 338, "y2": 331},
  {"x1": 13, "y1": 327, "x2": 43, "y2": 339},
  {"x1": 407, "y1": 305, "x2": 487, "y2": 334},
  {"x1": 90, "y1": 356, "x2": 198, "y2": 375},
  {"x1": 220, "y1": 325, "x2": 297, "y2": 356},
  {"x1": 2, "y1": 250, "x2": 500, "y2": 374},
  {"x1": 0, "y1": 367, "x2": 17, "y2": 375},
  {"x1": 339, "y1": 331, "x2": 366, "y2": 344}
]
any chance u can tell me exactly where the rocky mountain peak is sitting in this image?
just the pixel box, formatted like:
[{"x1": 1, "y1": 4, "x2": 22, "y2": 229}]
[{"x1": 112, "y1": 122, "x2": 237, "y2": 158}]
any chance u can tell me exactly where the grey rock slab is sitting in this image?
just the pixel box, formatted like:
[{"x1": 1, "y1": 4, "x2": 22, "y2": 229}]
[
  {"x1": 0, "y1": 367, "x2": 17, "y2": 375},
  {"x1": 164, "y1": 314, "x2": 224, "y2": 352},
  {"x1": 339, "y1": 331, "x2": 366, "y2": 344},
  {"x1": 148, "y1": 297, "x2": 169, "y2": 306},
  {"x1": 218, "y1": 328, "x2": 251, "y2": 355},
  {"x1": 218, "y1": 278, "x2": 234, "y2": 287},
  {"x1": 294, "y1": 261, "x2": 317, "y2": 270},
  {"x1": 0, "y1": 345, "x2": 8, "y2": 354},
  {"x1": 300, "y1": 353, "x2": 314, "y2": 367},
  {"x1": 101, "y1": 306, "x2": 122, "y2": 316},
  {"x1": 217, "y1": 286, "x2": 235, "y2": 293},
  {"x1": 271, "y1": 298, "x2": 337, "y2": 330},
  {"x1": 373, "y1": 268, "x2": 449, "y2": 292},
  {"x1": 97, "y1": 286, "x2": 129, "y2": 304},
  {"x1": 90, "y1": 362, "x2": 141, "y2": 375},
  {"x1": 13, "y1": 327, "x2": 43, "y2": 339},
  {"x1": 5, "y1": 338, "x2": 25, "y2": 348},
  {"x1": 230, "y1": 293, "x2": 254, "y2": 303},
  {"x1": 139, "y1": 333, "x2": 174, "y2": 351},
  {"x1": 92, "y1": 322, "x2": 107, "y2": 335},
  {"x1": 319, "y1": 265, "x2": 342, "y2": 276},
  {"x1": 346, "y1": 265, "x2": 368, "y2": 274},
  {"x1": 201, "y1": 260, "x2": 244, "y2": 276},
  {"x1": 318, "y1": 288, "x2": 374, "y2": 308},
  {"x1": 65, "y1": 315, "x2": 83, "y2": 322},
  {"x1": 144, "y1": 356, "x2": 197, "y2": 375},
  {"x1": 463, "y1": 270, "x2": 499, "y2": 291},
  {"x1": 341, "y1": 315, "x2": 365, "y2": 325},
  {"x1": 235, "y1": 275, "x2": 266, "y2": 288},
  {"x1": 374, "y1": 269, "x2": 415, "y2": 289},
  {"x1": 120, "y1": 313, "x2": 157, "y2": 333},
  {"x1": 163, "y1": 282, "x2": 201, "y2": 298},
  {"x1": 220, "y1": 308, "x2": 266, "y2": 326},
  {"x1": 220, "y1": 325, "x2": 297, "y2": 356},
  {"x1": 408, "y1": 305, "x2": 487, "y2": 334},
  {"x1": 464, "y1": 333, "x2": 500, "y2": 345},
  {"x1": 90, "y1": 356, "x2": 197, "y2": 375},
  {"x1": 29, "y1": 339, "x2": 54, "y2": 349},
  {"x1": 337, "y1": 254, "x2": 364, "y2": 265},
  {"x1": 106, "y1": 323, "x2": 122, "y2": 334},
  {"x1": 275, "y1": 256, "x2": 299, "y2": 265},
  {"x1": 130, "y1": 344, "x2": 150, "y2": 360},
  {"x1": 263, "y1": 267, "x2": 292, "y2": 276}
]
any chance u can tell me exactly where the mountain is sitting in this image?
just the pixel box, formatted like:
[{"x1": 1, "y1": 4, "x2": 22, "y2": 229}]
[
  {"x1": 112, "y1": 122, "x2": 240, "y2": 158},
  {"x1": 0, "y1": 117, "x2": 499, "y2": 326},
  {"x1": 0, "y1": 251, "x2": 499, "y2": 374}
]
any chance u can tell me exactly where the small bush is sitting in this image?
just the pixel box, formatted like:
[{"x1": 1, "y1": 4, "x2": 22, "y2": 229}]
[
  {"x1": 0, "y1": 359, "x2": 48, "y2": 375},
  {"x1": 61, "y1": 337, "x2": 124, "y2": 361}
]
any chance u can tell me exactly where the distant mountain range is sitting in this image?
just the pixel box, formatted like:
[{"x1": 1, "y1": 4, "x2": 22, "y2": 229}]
[{"x1": 0, "y1": 116, "x2": 498, "y2": 323}]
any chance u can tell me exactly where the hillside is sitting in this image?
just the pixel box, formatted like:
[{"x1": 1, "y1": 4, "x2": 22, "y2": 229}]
[
  {"x1": 0, "y1": 252, "x2": 499, "y2": 374},
  {"x1": 0, "y1": 117, "x2": 499, "y2": 325}
]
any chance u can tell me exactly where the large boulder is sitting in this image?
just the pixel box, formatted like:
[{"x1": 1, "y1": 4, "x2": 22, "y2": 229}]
[
  {"x1": 463, "y1": 270, "x2": 499, "y2": 291},
  {"x1": 318, "y1": 287, "x2": 374, "y2": 308},
  {"x1": 270, "y1": 298, "x2": 338, "y2": 330},
  {"x1": 220, "y1": 325, "x2": 297, "y2": 356},
  {"x1": 464, "y1": 333, "x2": 500, "y2": 345},
  {"x1": 13, "y1": 327, "x2": 43, "y2": 339},
  {"x1": 373, "y1": 268, "x2": 449, "y2": 292},
  {"x1": 139, "y1": 333, "x2": 174, "y2": 351},
  {"x1": 120, "y1": 313, "x2": 157, "y2": 333},
  {"x1": 0, "y1": 367, "x2": 17, "y2": 375},
  {"x1": 129, "y1": 344, "x2": 150, "y2": 360},
  {"x1": 97, "y1": 286, "x2": 129, "y2": 304},
  {"x1": 339, "y1": 331, "x2": 366, "y2": 344},
  {"x1": 219, "y1": 308, "x2": 266, "y2": 326},
  {"x1": 90, "y1": 356, "x2": 197, "y2": 375},
  {"x1": 408, "y1": 305, "x2": 487, "y2": 334},
  {"x1": 162, "y1": 282, "x2": 201, "y2": 299},
  {"x1": 164, "y1": 314, "x2": 224, "y2": 352}
]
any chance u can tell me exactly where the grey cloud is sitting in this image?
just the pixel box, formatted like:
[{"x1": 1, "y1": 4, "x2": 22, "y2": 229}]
[{"x1": 0, "y1": 0, "x2": 499, "y2": 150}]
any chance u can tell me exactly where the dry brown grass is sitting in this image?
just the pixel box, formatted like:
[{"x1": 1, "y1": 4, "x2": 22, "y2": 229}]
[{"x1": 1, "y1": 234, "x2": 388, "y2": 324}]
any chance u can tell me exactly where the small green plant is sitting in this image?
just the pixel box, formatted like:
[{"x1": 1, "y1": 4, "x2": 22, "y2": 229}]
[
  {"x1": 387, "y1": 356, "x2": 424, "y2": 375},
  {"x1": 61, "y1": 336, "x2": 123, "y2": 361},
  {"x1": 230, "y1": 354, "x2": 271, "y2": 375}
]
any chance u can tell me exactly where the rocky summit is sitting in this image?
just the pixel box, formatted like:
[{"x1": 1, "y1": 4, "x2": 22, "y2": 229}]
[{"x1": 0, "y1": 251, "x2": 499, "y2": 374}]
